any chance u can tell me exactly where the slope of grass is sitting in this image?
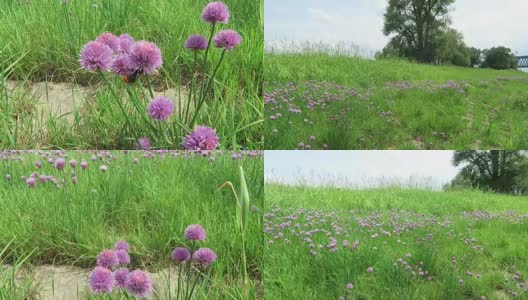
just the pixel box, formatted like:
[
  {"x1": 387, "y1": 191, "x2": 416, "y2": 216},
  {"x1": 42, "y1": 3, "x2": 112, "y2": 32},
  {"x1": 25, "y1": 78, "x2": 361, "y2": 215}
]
[
  {"x1": 265, "y1": 184, "x2": 528, "y2": 299},
  {"x1": 265, "y1": 54, "x2": 528, "y2": 150},
  {"x1": 0, "y1": 0, "x2": 264, "y2": 149},
  {"x1": 0, "y1": 151, "x2": 264, "y2": 299}
]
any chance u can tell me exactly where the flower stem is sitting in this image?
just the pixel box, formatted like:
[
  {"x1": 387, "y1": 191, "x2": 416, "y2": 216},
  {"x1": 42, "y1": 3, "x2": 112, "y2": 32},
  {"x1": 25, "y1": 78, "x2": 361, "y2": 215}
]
[
  {"x1": 97, "y1": 68, "x2": 136, "y2": 139},
  {"x1": 184, "y1": 51, "x2": 198, "y2": 124},
  {"x1": 146, "y1": 74, "x2": 155, "y2": 99},
  {"x1": 190, "y1": 49, "x2": 226, "y2": 127}
]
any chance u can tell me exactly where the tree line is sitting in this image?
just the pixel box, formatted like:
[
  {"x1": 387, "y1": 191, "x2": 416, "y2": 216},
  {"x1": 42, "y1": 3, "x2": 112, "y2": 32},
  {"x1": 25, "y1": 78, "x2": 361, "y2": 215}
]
[
  {"x1": 376, "y1": 0, "x2": 518, "y2": 70},
  {"x1": 447, "y1": 151, "x2": 528, "y2": 195}
]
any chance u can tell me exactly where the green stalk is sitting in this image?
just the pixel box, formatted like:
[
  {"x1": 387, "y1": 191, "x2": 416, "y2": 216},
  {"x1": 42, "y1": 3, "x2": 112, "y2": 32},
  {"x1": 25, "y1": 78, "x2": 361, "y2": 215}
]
[
  {"x1": 190, "y1": 50, "x2": 226, "y2": 127},
  {"x1": 187, "y1": 267, "x2": 202, "y2": 300},
  {"x1": 146, "y1": 74, "x2": 155, "y2": 99},
  {"x1": 199, "y1": 23, "x2": 217, "y2": 101},
  {"x1": 97, "y1": 68, "x2": 136, "y2": 137},
  {"x1": 184, "y1": 51, "x2": 198, "y2": 124},
  {"x1": 241, "y1": 233, "x2": 248, "y2": 300},
  {"x1": 176, "y1": 264, "x2": 183, "y2": 300}
]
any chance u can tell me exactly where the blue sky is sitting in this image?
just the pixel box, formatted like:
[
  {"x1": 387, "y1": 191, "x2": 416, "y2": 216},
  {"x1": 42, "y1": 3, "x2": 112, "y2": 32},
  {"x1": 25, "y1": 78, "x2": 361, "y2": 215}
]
[
  {"x1": 265, "y1": 0, "x2": 528, "y2": 56},
  {"x1": 265, "y1": 151, "x2": 460, "y2": 189}
]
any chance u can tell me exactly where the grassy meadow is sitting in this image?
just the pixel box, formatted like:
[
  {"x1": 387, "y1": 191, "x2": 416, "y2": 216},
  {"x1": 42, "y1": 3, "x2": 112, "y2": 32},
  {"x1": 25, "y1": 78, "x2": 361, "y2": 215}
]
[
  {"x1": 265, "y1": 54, "x2": 528, "y2": 150},
  {"x1": 0, "y1": 0, "x2": 263, "y2": 149},
  {"x1": 265, "y1": 184, "x2": 528, "y2": 299},
  {"x1": 0, "y1": 150, "x2": 264, "y2": 299}
]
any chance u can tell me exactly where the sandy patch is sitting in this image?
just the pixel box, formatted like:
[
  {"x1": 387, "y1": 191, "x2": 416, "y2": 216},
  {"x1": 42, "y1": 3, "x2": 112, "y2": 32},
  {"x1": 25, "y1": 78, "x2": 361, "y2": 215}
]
[{"x1": 17, "y1": 265, "x2": 181, "y2": 300}]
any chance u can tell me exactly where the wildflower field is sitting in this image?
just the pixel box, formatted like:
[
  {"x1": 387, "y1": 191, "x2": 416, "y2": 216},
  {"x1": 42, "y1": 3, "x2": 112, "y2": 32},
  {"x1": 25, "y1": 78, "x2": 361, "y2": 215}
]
[
  {"x1": 0, "y1": 150, "x2": 264, "y2": 299},
  {"x1": 0, "y1": 0, "x2": 263, "y2": 149},
  {"x1": 265, "y1": 54, "x2": 528, "y2": 150},
  {"x1": 265, "y1": 184, "x2": 528, "y2": 299}
]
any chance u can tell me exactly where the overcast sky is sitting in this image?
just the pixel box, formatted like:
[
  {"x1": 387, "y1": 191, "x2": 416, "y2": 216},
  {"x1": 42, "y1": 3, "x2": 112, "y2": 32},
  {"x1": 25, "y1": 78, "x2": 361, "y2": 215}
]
[
  {"x1": 265, "y1": 0, "x2": 528, "y2": 56},
  {"x1": 265, "y1": 151, "x2": 460, "y2": 190}
]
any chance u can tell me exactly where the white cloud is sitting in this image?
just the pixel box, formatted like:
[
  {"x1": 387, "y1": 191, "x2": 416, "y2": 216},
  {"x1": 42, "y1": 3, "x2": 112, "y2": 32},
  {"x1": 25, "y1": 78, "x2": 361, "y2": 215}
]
[{"x1": 307, "y1": 8, "x2": 337, "y2": 25}]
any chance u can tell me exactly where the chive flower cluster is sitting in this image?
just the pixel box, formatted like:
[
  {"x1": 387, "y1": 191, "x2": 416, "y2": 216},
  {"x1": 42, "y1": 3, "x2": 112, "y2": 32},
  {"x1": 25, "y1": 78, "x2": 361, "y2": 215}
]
[{"x1": 89, "y1": 240, "x2": 152, "y2": 298}]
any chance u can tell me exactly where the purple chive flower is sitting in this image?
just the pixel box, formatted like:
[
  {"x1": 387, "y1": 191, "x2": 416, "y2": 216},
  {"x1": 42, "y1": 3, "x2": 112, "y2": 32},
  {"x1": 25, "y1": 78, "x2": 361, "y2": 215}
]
[
  {"x1": 126, "y1": 270, "x2": 152, "y2": 298},
  {"x1": 213, "y1": 30, "x2": 242, "y2": 51},
  {"x1": 116, "y1": 249, "x2": 130, "y2": 264},
  {"x1": 35, "y1": 160, "x2": 42, "y2": 169},
  {"x1": 97, "y1": 250, "x2": 119, "y2": 269},
  {"x1": 367, "y1": 267, "x2": 374, "y2": 273},
  {"x1": 184, "y1": 224, "x2": 206, "y2": 241},
  {"x1": 114, "y1": 240, "x2": 129, "y2": 251},
  {"x1": 137, "y1": 137, "x2": 151, "y2": 150},
  {"x1": 185, "y1": 35, "x2": 208, "y2": 51},
  {"x1": 202, "y1": 1, "x2": 230, "y2": 24},
  {"x1": 72, "y1": 176, "x2": 78, "y2": 185},
  {"x1": 69, "y1": 159, "x2": 77, "y2": 168},
  {"x1": 192, "y1": 248, "x2": 217, "y2": 268},
  {"x1": 148, "y1": 96, "x2": 174, "y2": 121},
  {"x1": 129, "y1": 41, "x2": 163, "y2": 75},
  {"x1": 118, "y1": 34, "x2": 135, "y2": 54},
  {"x1": 89, "y1": 267, "x2": 114, "y2": 293},
  {"x1": 346, "y1": 283, "x2": 354, "y2": 290},
  {"x1": 171, "y1": 247, "x2": 191, "y2": 264},
  {"x1": 114, "y1": 268, "x2": 129, "y2": 289},
  {"x1": 80, "y1": 160, "x2": 88, "y2": 170},
  {"x1": 80, "y1": 41, "x2": 114, "y2": 72},
  {"x1": 182, "y1": 126, "x2": 219, "y2": 150},
  {"x1": 95, "y1": 32, "x2": 120, "y2": 52},
  {"x1": 26, "y1": 177, "x2": 36, "y2": 188},
  {"x1": 54, "y1": 158, "x2": 66, "y2": 170},
  {"x1": 112, "y1": 55, "x2": 135, "y2": 76}
]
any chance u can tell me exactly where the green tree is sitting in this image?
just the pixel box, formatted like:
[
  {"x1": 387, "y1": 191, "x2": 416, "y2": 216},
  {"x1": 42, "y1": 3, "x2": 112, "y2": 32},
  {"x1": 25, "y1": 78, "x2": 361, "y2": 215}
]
[
  {"x1": 452, "y1": 151, "x2": 525, "y2": 193},
  {"x1": 383, "y1": 0, "x2": 455, "y2": 63},
  {"x1": 468, "y1": 47, "x2": 482, "y2": 67},
  {"x1": 481, "y1": 46, "x2": 516, "y2": 69},
  {"x1": 433, "y1": 28, "x2": 470, "y2": 66}
]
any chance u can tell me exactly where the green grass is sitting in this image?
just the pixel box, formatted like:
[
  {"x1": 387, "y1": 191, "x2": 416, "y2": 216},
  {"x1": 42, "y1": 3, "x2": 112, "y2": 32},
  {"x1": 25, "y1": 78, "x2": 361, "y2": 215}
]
[
  {"x1": 0, "y1": 151, "x2": 264, "y2": 299},
  {"x1": 0, "y1": 0, "x2": 263, "y2": 149},
  {"x1": 265, "y1": 54, "x2": 528, "y2": 150},
  {"x1": 265, "y1": 184, "x2": 528, "y2": 299}
]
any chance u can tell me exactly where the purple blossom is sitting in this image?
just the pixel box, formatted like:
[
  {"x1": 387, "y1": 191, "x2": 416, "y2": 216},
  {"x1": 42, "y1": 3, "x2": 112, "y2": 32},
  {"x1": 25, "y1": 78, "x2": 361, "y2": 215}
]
[
  {"x1": 95, "y1": 32, "x2": 120, "y2": 52},
  {"x1": 89, "y1": 267, "x2": 114, "y2": 294},
  {"x1": 182, "y1": 126, "x2": 219, "y2": 150},
  {"x1": 26, "y1": 177, "x2": 36, "y2": 188},
  {"x1": 129, "y1": 41, "x2": 163, "y2": 75},
  {"x1": 114, "y1": 240, "x2": 129, "y2": 251},
  {"x1": 137, "y1": 137, "x2": 151, "y2": 150},
  {"x1": 112, "y1": 55, "x2": 135, "y2": 76},
  {"x1": 171, "y1": 247, "x2": 191, "y2": 263},
  {"x1": 118, "y1": 34, "x2": 135, "y2": 54},
  {"x1": 213, "y1": 30, "x2": 241, "y2": 51},
  {"x1": 97, "y1": 250, "x2": 118, "y2": 269},
  {"x1": 114, "y1": 268, "x2": 129, "y2": 289},
  {"x1": 54, "y1": 158, "x2": 66, "y2": 170},
  {"x1": 116, "y1": 250, "x2": 130, "y2": 264},
  {"x1": 126, "y1": 270, "x2": 152, "y2": 298},
  {"x1": 148, "y1": 96, "x2": 174, "y2": 121},
  {"x1": 80, "y1": 160, "x2": 88, "y2": 170},
  {"x1": 185, "y1": 35, "x2": 208, "y2": 51},
  {"x1": 80, "y1": 41, "x2": 114, "y2": 72},
  {"x1": 69, "y1": 159, "x2": 77, "y2": 168},
  {"x1": 202, "y1": 2, "x2": 230, "y2": 24},
  {"x1": 184, "y1": 224, "x2": 206, "y2": 241},
  {"x1": 192, "y1": 247, "x2": 217, "y2": 268},
  {"x1": 346, "y1": 283, "x2": 354, "y2": 290}
]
